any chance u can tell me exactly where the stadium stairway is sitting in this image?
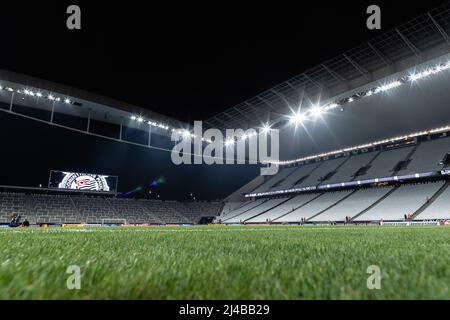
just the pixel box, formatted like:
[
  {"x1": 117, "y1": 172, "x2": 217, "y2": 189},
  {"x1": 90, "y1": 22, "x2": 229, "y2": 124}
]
[
  {"x1": 350, "y1": 186, "x2": 398, "y2": 221},
  {"x1": 413, "y1": 181, "x2": 450, "y2": 220},
  {"x1": 353, "y1": 182, "x2": 444, "y2": 221},
  {"x1": 310, "y1": 187, "x2": 394, "y2": 222},
  {"x1": 249, "y1": 193, "x2": 326, "y2": 223},
  {"x1": 306, "y1": 190, "x2": 357, "y2": 222},
  {"x1": 271, "y1": 162, "x2": 322, "y2": 191},
  {"x1": 250, "y1": 167, "x2": 296, "y2": 194},
  {"x1": 220, "y1": 198, "x2": 269, "y2": 222},
  {"x1": 232, "y1": 196, "x2": 295, "y2": 223},
  {"x1": 347, "y1": 151, "x2": 381, "y2": 182},
  {"x1": 271, "y1": 193, "x2": 323, "y2": 222},
  {"x1": 317, "y1": 156, "x2": 352, "y2": 185}
]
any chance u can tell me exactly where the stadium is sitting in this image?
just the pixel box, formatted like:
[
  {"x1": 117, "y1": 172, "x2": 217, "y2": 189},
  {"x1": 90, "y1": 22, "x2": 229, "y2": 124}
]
[{"x1": 2, "y1": 2, "x2": 450, "y2": 302}]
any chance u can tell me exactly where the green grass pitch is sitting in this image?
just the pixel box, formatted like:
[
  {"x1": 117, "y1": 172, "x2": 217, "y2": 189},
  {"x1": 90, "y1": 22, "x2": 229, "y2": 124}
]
[{"x1": 0, "y1": 224, "x2": 450, "y2": 299}]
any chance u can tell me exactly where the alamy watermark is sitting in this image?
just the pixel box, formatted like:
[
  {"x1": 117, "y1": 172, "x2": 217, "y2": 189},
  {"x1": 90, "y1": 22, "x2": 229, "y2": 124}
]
[
  {"x1": 366, "y1": 265, "x2": 382, "y2": 290},
  {"x1": 66, "y1": 265, "x2": 81, "y2": 290},
  {"x1": 171, "y1": 121, "x2": 280, "y2": 175},
  {"x1": 66, "y1": 5, "x2": 81, "y2": 30},
  {"x1": 367, "y1": 5, "x2": 381, "y2": 30}
]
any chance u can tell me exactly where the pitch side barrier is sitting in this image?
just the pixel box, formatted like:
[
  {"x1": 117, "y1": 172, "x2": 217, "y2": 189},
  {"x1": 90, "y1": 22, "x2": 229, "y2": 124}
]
[{"x1": 245, "y1": 169, "x2": 450, "y2": 199}]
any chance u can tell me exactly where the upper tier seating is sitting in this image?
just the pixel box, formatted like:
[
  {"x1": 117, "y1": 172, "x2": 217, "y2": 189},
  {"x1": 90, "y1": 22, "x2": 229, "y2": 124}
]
[
  {"x1": 321, "y1": 152, "x2": 376, "y2": 185},
  {"x1": 294, "y1": 157, "x2": 348, "y2": 188},
  {"x1": 251, "y1": 167, "x2": 296, "y2": 193},
  {"x1": 271, "y1": 162, "x2": 321, "y2": 191},
  {"x1": 356, "y1": 146, "x2": 414, "y2": 180},
  {"x1": 397, "y1": 136, "x2": 450, "y2": 174}
]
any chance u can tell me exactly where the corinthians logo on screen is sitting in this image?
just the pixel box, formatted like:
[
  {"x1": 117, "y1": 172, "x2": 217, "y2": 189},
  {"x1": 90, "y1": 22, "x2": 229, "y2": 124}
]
[{"x1": 58, "y1": 172, "x2": 110, "y2": 192}]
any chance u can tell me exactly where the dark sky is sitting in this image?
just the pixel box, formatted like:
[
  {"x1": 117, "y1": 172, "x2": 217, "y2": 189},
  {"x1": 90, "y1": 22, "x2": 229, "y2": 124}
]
[
  {"x1": 1, "y1": 1, "x2": 449, "y2": 200},
  {"x1": 1, "y1": 1, "x2": 447, "y2": 123}
]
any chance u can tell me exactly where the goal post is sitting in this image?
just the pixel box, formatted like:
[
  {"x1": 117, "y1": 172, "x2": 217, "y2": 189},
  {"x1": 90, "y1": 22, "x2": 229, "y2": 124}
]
[{"x1": 101, "y1": 218, "x2": 127, "y2": 226}]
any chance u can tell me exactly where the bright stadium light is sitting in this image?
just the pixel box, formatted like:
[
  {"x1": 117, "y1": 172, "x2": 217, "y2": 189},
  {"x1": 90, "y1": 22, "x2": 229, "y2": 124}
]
[
  {"x1": 48, "y1": 94, "x2": 55, "y2": 100},
  {"x1": 324, "y1": 103, "x2": 339, "y2": 111},
  {"x1": 130, "y1": 115, "x2": 137, "y2": 120},
  {"x1": 36, "y1": 92, "x2": 42, "y2": 97},
  {"x1": 262, "y1": 124, "x2": 271, "y2": 134},
  {"x1": 289, "y1": 112, "x2": 305, "y2": 125},
  {"x1": 310, "y1": 106, "x2": 323, "y2": 118},
  {"x1": 137, "y1": 117, "x2": 144, "y2": 123},
  {"x1": 376, "y1": 80, "x2": 402, "y2": 92},
  {"x1": 182, "y1": 130, "x2": 191, "y2": 138},
  {"x1": 64, "y1": 98, "x2": 71, "y2": 104},
  {"x1": 225, "y1": 139, "x2": 234, "y2": 147}
]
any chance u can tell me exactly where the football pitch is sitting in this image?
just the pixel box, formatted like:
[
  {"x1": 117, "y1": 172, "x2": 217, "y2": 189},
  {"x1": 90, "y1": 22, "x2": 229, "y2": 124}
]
[{"x1": 1, "y1": 224, "x2": 450, "y2": 299}]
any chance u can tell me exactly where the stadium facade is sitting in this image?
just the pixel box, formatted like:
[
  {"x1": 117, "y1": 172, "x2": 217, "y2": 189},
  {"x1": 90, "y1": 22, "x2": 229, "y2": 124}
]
[{"x1": 2, "y1": 2, "x2": 450, "y2": 225}]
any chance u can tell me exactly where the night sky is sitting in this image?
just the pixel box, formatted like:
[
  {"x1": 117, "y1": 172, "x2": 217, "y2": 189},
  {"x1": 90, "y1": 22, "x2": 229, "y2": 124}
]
[
  {"x1": 1, "y1": 1, "x2": 446, "y2": 122},
  {"x1": 0, "y1": 1, "x2": 448, "y2": 200}
]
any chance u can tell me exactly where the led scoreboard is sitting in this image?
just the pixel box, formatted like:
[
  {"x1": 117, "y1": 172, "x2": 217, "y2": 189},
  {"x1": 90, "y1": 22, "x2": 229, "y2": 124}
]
[{"x1": 49, "y1": 170, "x2": 118, "y2": 193}]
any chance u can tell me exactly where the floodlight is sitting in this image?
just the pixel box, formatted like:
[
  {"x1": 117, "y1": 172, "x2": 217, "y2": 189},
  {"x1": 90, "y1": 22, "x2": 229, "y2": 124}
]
[
  {"x1": 310, "y1": 106, "x2": 323, "y2": 117},
  {"x1": 225, "y1": 139, "x2": 234, "y2": 147},
  {"x1": 262, "y1": 124, "x2": 272, "y2": 133},
  {"x1": 289, "y1": 112, "x2": 305, "y2": 125},
  {"x1": 182, "y1": 130, "x2": 191, "y2": 138}
]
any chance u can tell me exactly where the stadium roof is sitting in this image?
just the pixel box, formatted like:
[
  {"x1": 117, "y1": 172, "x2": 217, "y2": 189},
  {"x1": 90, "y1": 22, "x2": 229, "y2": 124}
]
[
  {"x1": 204, "y1": 2, "x2": 450, "y2": 131},
  {"x1": 0, "y1": 69, "x2": 189, "y2": 139},
  {"x1": 2, "y1": 2, "x2": 450, "y2": 152}
]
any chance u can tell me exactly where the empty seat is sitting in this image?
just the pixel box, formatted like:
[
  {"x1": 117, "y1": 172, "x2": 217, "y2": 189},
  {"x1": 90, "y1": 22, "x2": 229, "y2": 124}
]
[
  {"x1": 276, "y1": 191, "x2": 353, "y2": 222},
  {"x1": 355, "y1": 182, "x2": 444, "y2": 221},
  {"x1": 251, "y1": 167, "x2": 297, "y2": 193},
  {"x1": 224, "y1": 198, "x2": 288, "y2": 223},
  {"x1": 397, "y1": 137, "x2": 450, "y2": 174},
  {"x1": 357, "y1": 146, "x2": 414, "y2": 180},
  {"x1": 310, "y1": 187, "x2": 393, "y2": 222},
  {"x1": 247, "y1": 193, "x2": 320, "y2": 222},
  {"x1": 322, "y1": 152, "x2": 376, "y2": 185},
  {"x1": 295, "y1": 157, "x2": 347, "y2": 188},
  {"x1": 415, "y1": 184, "x2": 450, "y2": 219}
]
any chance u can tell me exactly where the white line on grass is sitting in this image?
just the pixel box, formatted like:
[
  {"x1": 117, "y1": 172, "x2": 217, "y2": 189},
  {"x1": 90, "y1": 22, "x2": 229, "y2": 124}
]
[{"x1": 0, "y1": 225, "x2": 441, "y2": 235}]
